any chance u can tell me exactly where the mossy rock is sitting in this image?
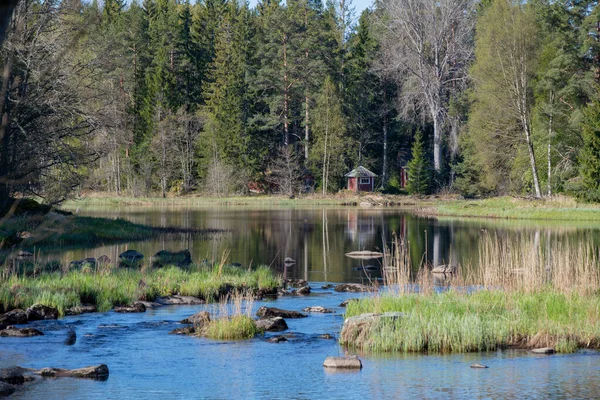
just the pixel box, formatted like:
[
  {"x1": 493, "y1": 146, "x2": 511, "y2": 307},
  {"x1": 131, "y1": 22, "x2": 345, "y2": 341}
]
[
  {"x1": 118, "y1": 250, "x2": 144, "y2": 268},
  {"x1": 151, "y1": 249, "x2": 191, "y2": 268}
]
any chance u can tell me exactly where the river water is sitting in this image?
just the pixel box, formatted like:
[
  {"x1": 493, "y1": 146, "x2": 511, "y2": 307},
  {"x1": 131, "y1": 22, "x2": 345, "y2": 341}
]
[{"x1": 2, "y1": 204, "x2": 600, "y2": 399}]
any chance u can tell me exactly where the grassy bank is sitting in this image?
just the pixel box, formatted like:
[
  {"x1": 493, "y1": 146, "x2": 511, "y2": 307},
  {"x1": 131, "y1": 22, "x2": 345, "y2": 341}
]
[
  {"x1": 0, "y1": 211, "x2": 224, "y2": 251},
  {"x1": 343, "y1": 290, "x2": 600, "y2": 353},
  {"x1": 418, "y1": 196, "x2": 600, "y2": 221},
  {"x1": 0, "y1": 264, "x2": 280, "y2": 315}
]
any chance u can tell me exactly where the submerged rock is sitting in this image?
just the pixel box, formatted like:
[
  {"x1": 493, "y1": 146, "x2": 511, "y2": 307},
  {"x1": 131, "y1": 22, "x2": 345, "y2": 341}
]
[
  {"x1": 155, "y1": 295, "x2": 204, "y2": 305},
  {"x1": 256, "y1": 306, "x2": 307, "y2": 319},
  {"x1": 65, "y1": 304, "x2": 97, "y2": 316},
  {"x1": 151, "y1": 249, "x2": 192, "y2": 268},
  {"x1": 180, "y1": 311, "x2": 211, "y2": 327},
  {"x1": 531, "y1": 347, "x2": 555, "y2": 354},
  {"x1": 0, "y1": 326, "x2": 43, "y2": 337},
  {"x1": 113, "y1": 303, "x2": 146, "y2": 313},
  {"x1": 303, "y1": 306, "x2": 334, "y2": 313},
  {"x1": 169, "y1": 326, "x2": 196, "y2": 335},
  {"x1": 295, "y1": 286, "x2": 311, "y2": 295},
  {"x1": 64, "y1": 330, "x2": 77, "y2": 346},
  {"x1": 318, "y1": 333, "x2": 334, "y2": 340},
  {"x1": 26, "y1": 304, "x2": 58, "y2": 321},
  {"x1": 267, "y1": 336, "x2": 288, "y2": 343},
  {"x1": 334, "y1": 283, "x2": 376, "y2": 293},
  {"x1": 323, "y1": 356, "x2": 362, "y2": 370},
  {"x1": 0, "y1": 381, "x2": 15, "y2": 396},
  {"x1": 36, "y1": 364, "x2": 109, "y2": 380},
  {"x1": 0, "y1": 309, "x2": 28, "y2": 325},
  {"x1": 470, "y1": 363, "x2": 488, "y2": 369},
  {"x1": 321, "y1": 284, "x2": 334, "y2": 290},
  {"x1": 256, "y1": 317, "x2": 288, "y2": 332}
]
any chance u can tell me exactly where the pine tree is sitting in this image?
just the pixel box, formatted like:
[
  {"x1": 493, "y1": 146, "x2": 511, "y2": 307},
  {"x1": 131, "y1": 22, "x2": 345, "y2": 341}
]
[
  {"x1": 579, "y1": 100, "x2": 600, "y2": 201},
  {"x1": 406, "y1": 131, "x2": 431, "y2": 195}
]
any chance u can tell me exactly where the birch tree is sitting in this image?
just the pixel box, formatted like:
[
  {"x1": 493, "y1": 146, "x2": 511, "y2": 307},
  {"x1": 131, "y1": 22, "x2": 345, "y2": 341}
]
[{"x1": 378, "y1": 0, "x2": 474, "y2": 174}]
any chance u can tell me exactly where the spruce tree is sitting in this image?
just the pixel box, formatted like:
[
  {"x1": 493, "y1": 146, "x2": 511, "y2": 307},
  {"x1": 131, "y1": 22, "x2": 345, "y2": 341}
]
[
  {"x1": 406, "y1": 131, "x2": 431, "y2": 195},
  {"x1": 579, "y1": 100, "x2": 600, "y2": 201}
]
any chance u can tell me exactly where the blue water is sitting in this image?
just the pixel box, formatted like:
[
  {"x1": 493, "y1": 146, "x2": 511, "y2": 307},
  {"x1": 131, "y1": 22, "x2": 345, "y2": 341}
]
[{"x1": 2, "y1": 285, "x2": 599, "y2": 399}]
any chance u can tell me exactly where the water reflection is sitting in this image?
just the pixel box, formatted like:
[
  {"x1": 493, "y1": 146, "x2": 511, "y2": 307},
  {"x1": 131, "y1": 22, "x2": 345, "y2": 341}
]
[{"x1": 50, "y1": 205, "x2": 600, "y2": 284}]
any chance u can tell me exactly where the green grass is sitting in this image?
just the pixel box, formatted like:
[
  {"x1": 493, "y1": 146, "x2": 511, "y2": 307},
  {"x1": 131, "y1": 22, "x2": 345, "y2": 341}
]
[
  {"x1": 204, "y1": 315, "x2": 260, "y2": 340},
  {"x1": 422, "y1": 196, "x2": 600, "y2": 221},
  {"x1": 342, "y1": 290, "x2": 600, "y2": 353},
  {"x1": 0, "y1": 264, "x2": 280, "y2": 315}
]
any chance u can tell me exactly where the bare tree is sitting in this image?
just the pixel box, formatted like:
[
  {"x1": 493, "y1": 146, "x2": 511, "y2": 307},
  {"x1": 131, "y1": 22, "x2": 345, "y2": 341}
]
[
  {"x1": 267, "y1": 146, "x2": 303, "y2": 196},
  {"x1": 378, "y1": 0, "x2": 474, "y2": 173}
]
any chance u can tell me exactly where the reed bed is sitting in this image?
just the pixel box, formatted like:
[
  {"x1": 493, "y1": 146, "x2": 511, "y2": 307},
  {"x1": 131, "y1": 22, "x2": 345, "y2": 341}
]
[
  {"x1": 204, "y1": 291, "x2": 260, "y2": 340},
  {"x1": 346, "y1": 232, "x2": 600, "y2": 353},
  {"x1": 0, "y1": 264, "x2": 280, "y2": 315}
]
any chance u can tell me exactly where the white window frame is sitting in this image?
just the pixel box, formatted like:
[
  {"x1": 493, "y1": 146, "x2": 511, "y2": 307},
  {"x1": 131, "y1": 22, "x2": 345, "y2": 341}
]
[{"x1": 360, "y1": 177, "x2": 371, "y2": 185}]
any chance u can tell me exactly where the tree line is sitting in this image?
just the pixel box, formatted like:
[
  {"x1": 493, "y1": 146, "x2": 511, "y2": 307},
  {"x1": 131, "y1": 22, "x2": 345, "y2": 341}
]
[{"x1": 1, "y1": 0, "x2": 600, "y2": 202}]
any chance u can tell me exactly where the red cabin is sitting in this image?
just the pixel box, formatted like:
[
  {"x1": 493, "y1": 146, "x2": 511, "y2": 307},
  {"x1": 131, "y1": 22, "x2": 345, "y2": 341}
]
[{"x1": 344, "y1": 166, "x2": 377, "y2": 192}]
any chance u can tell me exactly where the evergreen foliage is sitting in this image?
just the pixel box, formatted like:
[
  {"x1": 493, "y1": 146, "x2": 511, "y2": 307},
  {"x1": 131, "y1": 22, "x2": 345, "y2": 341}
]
[{"x1": 406, "y1": 132, "x2": 431, "y2": 195}]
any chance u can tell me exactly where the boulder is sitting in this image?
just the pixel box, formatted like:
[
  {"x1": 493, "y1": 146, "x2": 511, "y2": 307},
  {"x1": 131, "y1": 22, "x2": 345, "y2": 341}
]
[
  {"x1": 69, "y1": 258, "x2": 97, "y2": 270},
  {"x1": 64, "y1": 304, "x2": 97, "y2": 316},
  {"x1": 256, "y1": 317, "x2": 288, "y2": 332},
  {"x1": 180, "y1": 311, "x2": 211, "y2": 327},
  {"x1": 0, "y1": 309, "x2": 28, "y2": 325},
  {"x1": 35, "y1": 364, "x2": 109, "y2": 380},
  {"x1": 155, "y1": 295, "x2": 204, "y2": 306},
  {"x1": 169, "y1": 326, "x2": 195, "y2": 335},
  {"x1": 295, "y1": 286, "x2": 311, "y2": 295},
  {"x1": 0, "y1": 367, "x2": 27, "y2": 384},
  {"x1": 0, "y1": 381, "x2": 15, "y2": 396},
  {"x1": 334, "y1": 283, "x2": 376, "y2": 293},
  {"x1": 135, "y1": 301, "x2": 163, "y2": 309},
  {"x1": 151, "y1": 249, "x2": 192, "y2": 268},
  {"x1": 26, "y1": 304, "x2": 58, "y2": 321},
  {"x1": 256, "y1": 306, "x2": 307, "y2": 319},
  {"x1": 267, "y1": 336, "x2": 288, "y2": 343},
  {"x1": 470, "y1": 364, "x2": 488, "y2": 369},
  {"x1": 303, "y1": 306, "x2": 335, "y2": 313},
  {"x1": 323, "y1": 356, "x2": 362, "y2": 370},
  {"x1": 321, "y1": 284, "x2": 334, "y2": 289},
  {"x1": 340, "y1": 312, "x2": 404, "y2": 346},
  {"x1": 531, "y1": 347, "x2": 555, "y2": 354},
  {"x1": 0, "y1": 326, "x2": 43, "y2": 337},
  {"x1": 286, "y1": 279, "x2": 307, "y2": 288},
  {"x1": 118, "y1": 250, "x2": 144, "y2": 267},
  {"x1": 113, "y1": 303, "x2": 146, "y2": 313},
  {"x1": 339, "y1": 298, "x2": 359, "y2": 307},
  {"x1": 97, "y1": 255, "x2": 112, "y2": 265},
  {"x1": 64, "y1": 330, "x2": 76, "y2": 346}
]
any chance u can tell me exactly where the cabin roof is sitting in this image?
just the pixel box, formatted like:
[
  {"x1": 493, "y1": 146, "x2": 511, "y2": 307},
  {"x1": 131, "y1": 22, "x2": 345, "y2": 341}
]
[{"x1": 344, "y1": 166, "x2": 377, "y2": 178}]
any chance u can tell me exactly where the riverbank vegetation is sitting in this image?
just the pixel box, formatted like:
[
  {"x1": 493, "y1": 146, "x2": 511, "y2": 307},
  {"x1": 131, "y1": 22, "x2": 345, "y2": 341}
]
[
  {"x1": 342, "y1": 233, "x2": 600, "y2": 353},
  {"x1": 4, "y1": 0, "x2": 600, "y2": 208},
  {"x1": 204, "y1": 292, "x2": 261, "y2": 340},
  {"x1": 0, "y1": 264, "x2": 280, "y2": 315}
]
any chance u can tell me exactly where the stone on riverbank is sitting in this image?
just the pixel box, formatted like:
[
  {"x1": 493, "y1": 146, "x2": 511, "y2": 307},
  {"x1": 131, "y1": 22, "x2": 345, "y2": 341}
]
[
  {"x1": 0, "y1": 381, "x2": 15, "y2": 396},
  {"x1": 0, "y1": 309, "x2": 28, "y2": 325},
  {"x1": 256, "y1": 317, "x2": 288, "y2": 332},
  {"x1": 286, "y1": 279, "x2": 307, "y2": 288},
  {"x1": 531, "y1": 347, "x2": 555, "y2": 354},
  {"x1": 113, "y1": 303, "x2": 146, "y2": 313},
  {"x1": 36, "y1": 364, "x2": 109, "y2": 380},
  {"x1": 303, "y1": 306, "x2": 334, "y2": 313},
  {"x1": 26, "y1": 304, "x2": 58, "y2": 321},
  {"x1": 65, "y1": 304, "x2": 97, "y2": 316},
  {"x1": 180, "y1": 311, "x2": 211, "y2": 327},
  {"x1": 0, "y1": 326, "x2": 43, "y2": 337},
  {"x1": 323, "y1": 356, "x2": 362, "y2": 370},
  {"x1": 256, "y1": 306, "x2": 307, "y2": 319},
  {"x1": 151, "y1": 249, "x2": 192, "y2": 268},
  {"x1": 334, "y1": 283, "x2": 376, "y2": 293},
  {"x1": 69, "y1": 258, "x2": 97, "y2": 270},
  {"x1": 156, "y1": 295, "x2": 205, "y2": 305},
  {"x1": 118, "y1": 250, "x2": 144, "y2": 268}
]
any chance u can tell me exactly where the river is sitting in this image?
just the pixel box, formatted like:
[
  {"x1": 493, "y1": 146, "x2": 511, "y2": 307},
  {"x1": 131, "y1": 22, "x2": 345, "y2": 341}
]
[{"x1": 2, "y1": 204, "x2": 600, "y2": 399}]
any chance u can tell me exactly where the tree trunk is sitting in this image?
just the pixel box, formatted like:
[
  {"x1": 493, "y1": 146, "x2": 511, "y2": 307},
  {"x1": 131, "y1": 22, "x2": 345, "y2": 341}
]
[
  {"x1": 432, "y1": 110, "x2": 442, "y2": 173},
  {"x1": 283, "y1": 33, "x2": 289, "y2": 147},
  {"x1": 305, "y1": 95, "x2": 309, "y2": 162},
  {"x1": 322, "y1": 106, "x2": 329, "y2": 195},
  {"x1": 382, "y1": 87, "x2": 388, "y2": 186},
  {"x1": 524, "y1": 123, "x2": 542, "y2": 198}
]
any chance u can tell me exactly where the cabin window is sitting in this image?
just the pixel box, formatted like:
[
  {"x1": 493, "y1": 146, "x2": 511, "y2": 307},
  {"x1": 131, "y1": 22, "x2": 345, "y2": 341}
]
[{"x1": 360, "y1": 178, "x2": 371, "y2": 185}]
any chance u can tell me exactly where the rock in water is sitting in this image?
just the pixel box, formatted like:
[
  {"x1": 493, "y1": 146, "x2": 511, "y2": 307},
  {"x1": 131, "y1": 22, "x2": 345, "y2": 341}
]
[
  {"x1": 256, "y1": 306, "x2": 307, "y2": 319},
  {"x1": 36, "y1": 364, "x2": 109, "y2": 380},
  {"x1": 0, "y1": 309, "x2": 28, "y2": 325},
  {"x1": 267, "y1": 336, "x2": 288, "y2": 343},
  {"x1": 339, "y1": 298, "x2": 359, "y2": 307},
  {"x1": 531, "y1": 347, "x2": 555, "y2": 354},
  {"x1": 26, "y1": 304, "x2": 58, "y2": 321},
  {"x1": 118, "y1": 250, "x2": 144, "y2": 268},
  {"x1": 0, "y1": 367, "x2": 28, "y2": 384},
  {"x1": 156, "y1": 295, "x2": 204, "y2": 305},
  {"x1": 470, "y1": 364, "x2": 488, "y2": 369},
  {"x1": 64, "y1": 330, "x2": 76, "y2": 346},
  {"x1": 0, "y1": 326, "x2": 44, "y2": 337},
  {"x1": 65, "y1": 304, "x2": 97, "y2": 316},
  {"x1": 256, "y1": 317, "x2": 288, "y2": 332},
  {"x1": 169, "y1": 327, "x2": 196, "y2": 335},
  {"x1": 113, "y1": 303, "x2": 146, "y2": 313},
  {"x1": 180, "y1": 311, "x2": 211, "y2": 327},
  {"x1": 303, "y1": 306, "x2": 335, "y2": 313},
  {"x1": 151, "y1": 249, "x2": 192, "y2": 268},
  {"x1": 0, "y1": 381, "x2": 15, "y2": 396},
  {"x1": 334, "y1": 283, "x2": 376, "y2": 293},
  {"x1": 323, "y1": 356, "x2": 362, "y2": 370}
]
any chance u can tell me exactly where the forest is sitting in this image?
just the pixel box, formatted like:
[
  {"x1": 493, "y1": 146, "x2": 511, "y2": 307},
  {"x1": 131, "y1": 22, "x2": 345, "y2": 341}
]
[{"x1": 1, "y1": 0, "x2": 600, "y2": 203}]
